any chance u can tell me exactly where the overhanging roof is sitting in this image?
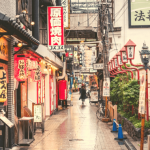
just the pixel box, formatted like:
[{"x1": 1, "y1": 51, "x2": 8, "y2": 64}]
[{"x1": 0, "y1": 12, "x2": 40, "y2": 46}]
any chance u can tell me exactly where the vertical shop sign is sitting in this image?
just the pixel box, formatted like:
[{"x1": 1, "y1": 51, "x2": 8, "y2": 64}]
[
  {"x1": 0, "y1": 69, "x2": 7, "y2": 102},
  {"x1": 47, "y1": 7, "x2": 64, "y2": 51},
  {"x1": 61, "y1": 0, "x2": 69, "y2": 28},
  {"x1": 139, "y1": 71, "x2": 146, "y2": 114},
  {"x1": 33, "y1": 65, "x2": 41, "y2": 82},
  {"x1": 103, "y1": 78, "x2": 110, "y2": 97}
]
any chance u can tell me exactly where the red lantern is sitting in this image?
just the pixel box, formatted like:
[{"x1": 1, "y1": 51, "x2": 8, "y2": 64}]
[
  {"x1": 111, "y1": 59, "x2": 115, "y2": 70},
  {"x1": 120, "y1": 47, "x2": 128, "y2": 63},
  {"x1": 124, "y1": 39, "x2": 136, "y2": 60},
  {"x1": 116, "y1": 52, "x2": 123, "y2": 66},
  {"x1": 14, "y1": 54, "x2": 28, "y2": 81},
  {"x1": 113, "y1": 55, "x2": 118, "y2": 68}
]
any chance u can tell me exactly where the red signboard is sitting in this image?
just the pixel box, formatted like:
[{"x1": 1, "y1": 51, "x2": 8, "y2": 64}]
[{"x1": 47, "y1": 6, "x2": 64, "y2": 51}]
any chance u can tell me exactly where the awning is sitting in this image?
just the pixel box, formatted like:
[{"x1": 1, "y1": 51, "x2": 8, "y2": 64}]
[
  {"x1": 0, "y1": 12, "x2": 40, "y2": 46},
  {"x1": 14, "y1": 47, "x2": 43, "y2": 61}
]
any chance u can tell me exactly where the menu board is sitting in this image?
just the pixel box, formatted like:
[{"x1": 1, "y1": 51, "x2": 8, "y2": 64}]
[
  {"x1": 90, "y1": 91, "x2": 98, "y2": 102},
  {"x1": 34, "y1": 105, "x2": 42, "y2": 122}
]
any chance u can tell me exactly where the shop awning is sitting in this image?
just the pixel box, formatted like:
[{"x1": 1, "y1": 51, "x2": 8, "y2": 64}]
[
  {"x1": 14, "y1": 47, "x2": 44, "y2": 61},
  {"x1": 0, "y1": 12, "x2": 40, "y2": 46}
]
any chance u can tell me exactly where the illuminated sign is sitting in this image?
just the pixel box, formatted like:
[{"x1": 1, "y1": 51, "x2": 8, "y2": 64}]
[
  {"x1": 47, "y1": 7, "x2": 64, "y2": 51},
  {"x1": 129, "y1": 0, "x2": 150, "y2": 28},
  {"x1": 0, "y1": 69, "x2": 7, "y2": 102},
  {"x1": 32, "y1": 65, "x2": 41, "y2": 82}
]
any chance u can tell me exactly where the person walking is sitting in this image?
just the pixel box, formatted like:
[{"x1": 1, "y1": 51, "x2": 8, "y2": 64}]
[
  {"x1": 80, "y1": 84, "x2": 86, "y2": 105},
  {"x1": 78, "y1": 83, "x2": 81, "y2": 93}
]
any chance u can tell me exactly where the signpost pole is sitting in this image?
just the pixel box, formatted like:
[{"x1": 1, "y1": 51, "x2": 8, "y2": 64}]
[
  {"x1": 105, "y1": 96, "x2": 107, "y2": 117},
  {"x1": 140, "y1": 69, "x2": 147, "y2": 150}
]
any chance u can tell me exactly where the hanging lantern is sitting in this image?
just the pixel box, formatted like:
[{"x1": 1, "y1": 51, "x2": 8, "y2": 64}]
[
  {"x1": 120, "y1": 47, "x2": 128, "y2": 63},
  {"x1": 116, "y1": 52, "x2": 123, "y2": 66},
  {"x1": 124, "y1": 39, "x2": 136, "y2": 60},
  {"x1": 14, "y1": 54, "x2": 28, "y2": 81},
  {"x1": 113, "y1": 55, "x2": 118, "y2": 68}
]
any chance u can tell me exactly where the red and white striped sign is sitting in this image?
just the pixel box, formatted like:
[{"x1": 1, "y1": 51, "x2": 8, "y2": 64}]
[{"x1": 47, "y1": 7, "x2": 64, "y2": 51}]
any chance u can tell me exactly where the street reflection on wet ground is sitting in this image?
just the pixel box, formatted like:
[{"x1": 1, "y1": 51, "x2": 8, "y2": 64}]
[{"x1": 12, "y1": 92, "x2": 127, "y2": 150}]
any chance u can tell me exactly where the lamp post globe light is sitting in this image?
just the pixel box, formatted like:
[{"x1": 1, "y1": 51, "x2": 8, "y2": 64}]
[{"x1": 139, "y1": 43, "x2": 150, "y2": 70}]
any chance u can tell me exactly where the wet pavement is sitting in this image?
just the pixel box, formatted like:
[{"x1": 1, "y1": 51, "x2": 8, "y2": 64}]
[{"x1": 12, "y1": 92, "x2": 127, "y2": 150}]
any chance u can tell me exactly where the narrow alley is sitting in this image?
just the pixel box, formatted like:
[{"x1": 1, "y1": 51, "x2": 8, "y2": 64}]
[{"x1": 12, "y1": 92, "x2": 127, "y2": 150}]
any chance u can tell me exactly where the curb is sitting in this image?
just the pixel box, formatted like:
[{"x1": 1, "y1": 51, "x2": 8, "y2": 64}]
[{"x1": 124, "y1": 139, "x2": 137, "y2": 150}]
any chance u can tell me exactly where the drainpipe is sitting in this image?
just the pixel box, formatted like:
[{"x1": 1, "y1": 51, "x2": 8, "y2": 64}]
[
  {"x1": 57, "y1": 57, "x2": 66, "y2": 80},
  {"x1": 32, "y1": 0, "x2": 39, "y2": 40}
]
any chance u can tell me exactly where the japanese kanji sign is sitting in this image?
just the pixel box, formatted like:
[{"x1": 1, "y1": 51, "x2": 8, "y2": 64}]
[
  {"x1": 139, "y1": 71, "x2": 146, "y2": 114},
  {"x1": 0, "y1": 69, "x2": 7, "y2": 102},
  {"x1": 61, "y1": 0, "x2": 69, "y2": 28},
  {"x1": 33, "y1": 65, "x2": 41, "y2": 82},
  {"x1": 118, "y1": 55, "x2": 123, "y2": 66},
  {"x1": 93, "y1": 63, "x2": 104, "y2": 70},
  {"x1": 127, "y1": 46, "x2": 134, "y2": 59},
  {"x1": 47, "y1": 7, "x2": 64, "y2": 51},
  {"x1": 103, "y1": 78, "x2": 110, "y2": 97},
  {"x1": 129, "y1": 0, "x2": 150, "y2": 27}
]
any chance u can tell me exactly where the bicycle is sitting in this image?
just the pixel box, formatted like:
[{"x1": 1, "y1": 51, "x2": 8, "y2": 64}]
[{"x1": 96, "y1": 99, "x2": 110, "y2": 120}]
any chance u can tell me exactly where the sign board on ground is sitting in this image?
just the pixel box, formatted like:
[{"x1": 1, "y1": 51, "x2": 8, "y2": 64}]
[
  {"x1": 93, "y1": 63, "x2": 104, "y2": 70},
  {"x1": 103, "y1": 78, "x2": 110, "y2": 97},
  {"x1": 90, "y1": 91, "x2": 98, "y2": 102},
  {"x1": 34, "y1": 105, "x2": 42, "y2": 122},
  {"x1": 139, "y1": 71, "x2": 146, "y2": 114}
]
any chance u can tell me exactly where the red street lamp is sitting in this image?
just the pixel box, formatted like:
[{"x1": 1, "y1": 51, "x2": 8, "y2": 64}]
[
  {"x1": 108, "y1": 61, "x2": 115, "y2": 77},
  {"x1": 124, "y1": 39, "x2": 143, "y2": 67},
  {"x1": 120, "y1": 47, "x2": 133, "y2": 79}
]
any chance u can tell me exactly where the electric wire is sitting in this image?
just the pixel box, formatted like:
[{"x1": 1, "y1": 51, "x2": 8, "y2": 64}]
[{"x1": 115, "y1": 4, "x2": 128, "y2": 23}]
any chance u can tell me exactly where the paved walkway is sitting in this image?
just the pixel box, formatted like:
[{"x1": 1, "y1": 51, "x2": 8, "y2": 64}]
[{"x1": 12, "y1": 92, "x2": 127, "y2": 150}]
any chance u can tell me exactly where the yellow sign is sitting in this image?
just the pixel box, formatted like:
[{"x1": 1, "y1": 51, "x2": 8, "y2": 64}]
[
  {"x1": 0, "y1": 69, "x2": 7, "y2": 102},
  {"x1": 0, "y1": 37, "x2": 8, "y2": 61}
]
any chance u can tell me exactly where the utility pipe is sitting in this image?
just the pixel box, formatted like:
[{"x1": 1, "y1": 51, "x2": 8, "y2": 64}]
[{"x1": 120, "y1": 65, "x2": 133, "y2": 79}]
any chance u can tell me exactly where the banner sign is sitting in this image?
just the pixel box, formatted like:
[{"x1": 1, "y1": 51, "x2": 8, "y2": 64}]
[
  {"x1": 0, "y1": 69, "x2": 7, "y2": 102},
  {"x1": 61, "y1": 0, "x2": 68, "y2": 28},
  {"x1": 93, "y1": 63, "x2": 103, "y2": 70},
  {"x1": 103, "y1": 78, "x2": 110, "y2": 97},
  {"x1": 47, "y1": 7, "x2": 64, "y2": 51},
  {"x1": 139, "y1": 71, "x2": 146, "y2": 114},
  {"x1": 129, "y1": 0, "x2": 150, "y2": 28}
]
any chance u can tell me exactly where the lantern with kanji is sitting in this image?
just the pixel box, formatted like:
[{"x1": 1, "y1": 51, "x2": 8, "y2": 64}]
[
  {"x1": 124, "y1": 39, "x2": 136, "y2": 60},
  {"x1": 113, "y1": 55, "x2": 118, "y2": 68},
  {"x1": 14, "y1": 54, "x2": 28, "y2": 81},
  {"x1": 116, "y1": 52, "x2": 123, "y2": 66},
  {"x1": 120, "y1": 47, "x2": 128, "y2": 63}
]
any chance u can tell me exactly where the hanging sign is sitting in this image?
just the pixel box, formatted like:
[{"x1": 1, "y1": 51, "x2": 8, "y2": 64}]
[
  {"x1": 14, "y1": 55, "x2": 27, "y2": 81},
  {"x1": 61, "y1": 0, "x2": 68, "y2": 28},
  {"x1": 103, "y1": 78, "x2": 110, "y2": 97},
  {"x1": 0, "y1": 37, "x2": 8, "y2": 61},
  {"x1": 32, "y1": 65, "x2": 41, "y2": 82},
  {"x1": 139, "y1": 71, "x2": 146, "y2": 114},
  {"x1": 93, "y1": 63, "x2": 103, "y2": 70},
  {"x1": 47, "y1": 7, "x2": 64, "y2": 51},
  {"x1": 0, "y1": 69, "x2": 7, "y2": 102}
]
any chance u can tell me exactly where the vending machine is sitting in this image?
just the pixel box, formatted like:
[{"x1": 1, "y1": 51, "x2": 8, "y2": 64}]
[{"x1": 59, "y1": 80, "x2": 67, "y2": 100}]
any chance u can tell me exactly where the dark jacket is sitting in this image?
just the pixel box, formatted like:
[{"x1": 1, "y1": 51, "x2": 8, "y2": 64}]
[{"x1": 80, "y1": 88, "x2": 86, "y2": 99}]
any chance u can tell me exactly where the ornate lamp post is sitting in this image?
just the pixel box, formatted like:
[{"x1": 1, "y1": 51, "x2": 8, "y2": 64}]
[
  {"x1": 139, "y1": 43, "x2": 150, "y2": 150},
  {"x1": 120, "y1": 47, "x2": 133, "y2": 79}
]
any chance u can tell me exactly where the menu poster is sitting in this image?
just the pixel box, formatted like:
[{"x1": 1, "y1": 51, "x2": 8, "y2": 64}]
[{"x1": 34, "y1": 105, "x2": 42, "y2": 122}]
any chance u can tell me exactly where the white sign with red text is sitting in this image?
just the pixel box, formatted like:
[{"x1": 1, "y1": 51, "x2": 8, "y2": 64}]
[
  {"x1": 47, "y1": 7, "x2": 64, "y2": 51},
  {"x1": 103, "y1": 78, "x2": 110, "y2": 97}
]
